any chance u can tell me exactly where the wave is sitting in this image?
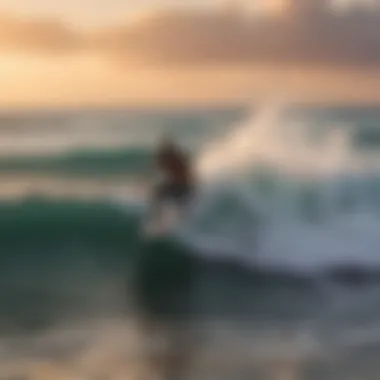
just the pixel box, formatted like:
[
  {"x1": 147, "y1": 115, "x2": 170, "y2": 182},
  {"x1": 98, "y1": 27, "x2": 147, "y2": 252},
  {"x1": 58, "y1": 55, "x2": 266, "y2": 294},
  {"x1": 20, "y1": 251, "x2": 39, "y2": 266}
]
[
  {"x1": 2, "y1": 103, "x2": 380, "y2": 319},
  {"x1": 0, "y1": 189, "x2": 379, "y2": 334},
  {"x1": 3, "y1": 102, "x2": 380, "y2": 280},
  {"x1": 0, "y1": 196, "x2": 201, "y2": 331},
  {"x1": 171, "y1": 102, "x2": 380, "y2": 276},
  {"x1": 0, "y1": 147, "x2": 152, "y2": 176},
  {"x1": 0, "y1": 105, "x2": 379, "y2": 177}
]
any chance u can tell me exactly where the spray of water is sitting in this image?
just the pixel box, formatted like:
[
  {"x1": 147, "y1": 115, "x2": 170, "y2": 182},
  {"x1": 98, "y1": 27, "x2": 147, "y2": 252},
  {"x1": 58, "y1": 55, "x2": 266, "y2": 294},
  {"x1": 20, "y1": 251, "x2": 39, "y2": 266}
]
[
  {"x1": 197, "y1": 101, "x2": 377, "y2": 181},
  {"x1": 182, "y1": 102, "x2": 380, "y2": 274}
]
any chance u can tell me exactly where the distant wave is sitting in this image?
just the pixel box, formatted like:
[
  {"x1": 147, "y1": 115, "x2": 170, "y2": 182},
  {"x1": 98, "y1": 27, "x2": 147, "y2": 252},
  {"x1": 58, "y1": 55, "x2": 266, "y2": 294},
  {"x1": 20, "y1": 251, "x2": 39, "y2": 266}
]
[{"x1": 0, "y1": 147, "x2": 153, "y2": 176}]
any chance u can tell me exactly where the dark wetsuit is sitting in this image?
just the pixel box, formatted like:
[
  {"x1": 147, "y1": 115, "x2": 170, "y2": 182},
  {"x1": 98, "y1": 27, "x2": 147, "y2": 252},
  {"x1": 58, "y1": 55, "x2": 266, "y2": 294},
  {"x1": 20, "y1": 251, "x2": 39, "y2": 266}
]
[{"x1": 153, "y1": 144, "x2": 195, "y2": 207}]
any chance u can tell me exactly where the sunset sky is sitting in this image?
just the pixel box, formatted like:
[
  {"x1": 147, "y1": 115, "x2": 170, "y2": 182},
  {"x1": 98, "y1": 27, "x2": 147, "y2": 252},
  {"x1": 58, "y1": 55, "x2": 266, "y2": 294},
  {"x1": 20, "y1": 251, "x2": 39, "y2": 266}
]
[{"x1": 1, "y1": 0, "x2": 380, "y2": 107}]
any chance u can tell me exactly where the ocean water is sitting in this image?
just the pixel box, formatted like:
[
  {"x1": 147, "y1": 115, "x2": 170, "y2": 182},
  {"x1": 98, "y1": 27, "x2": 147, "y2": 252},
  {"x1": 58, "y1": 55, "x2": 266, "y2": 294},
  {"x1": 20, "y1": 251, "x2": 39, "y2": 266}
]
[{"x1": 1, "y1": 104, "x2": 380, "y2": 379}]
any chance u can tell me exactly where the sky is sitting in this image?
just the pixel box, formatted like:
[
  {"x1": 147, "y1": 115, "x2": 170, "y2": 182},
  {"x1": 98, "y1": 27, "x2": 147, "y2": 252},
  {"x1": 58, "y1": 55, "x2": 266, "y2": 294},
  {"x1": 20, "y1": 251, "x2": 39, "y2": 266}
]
[
  {"x1": 1, "y1": 0, "x2": 380, "y2": 107},
  {"x1": 0, "y1": 0, "x2": 223, "y2": 29},
  {"x1": 0, "y1": 0, "x2": 209, "y2": 27}
]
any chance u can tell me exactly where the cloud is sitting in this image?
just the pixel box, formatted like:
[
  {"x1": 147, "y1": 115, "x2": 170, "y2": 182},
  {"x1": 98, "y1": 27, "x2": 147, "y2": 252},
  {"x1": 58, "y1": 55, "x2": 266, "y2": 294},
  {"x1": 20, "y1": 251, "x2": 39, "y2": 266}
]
[
  {"x1": 1, "y1": 6, "x2": 380, "y2": 66},
  {"x1": 94, "y1": 9, "x2": 266, "y2": 64},
  {"x1": 0, "y1": 12, "x2": 82, "y2": 53}
]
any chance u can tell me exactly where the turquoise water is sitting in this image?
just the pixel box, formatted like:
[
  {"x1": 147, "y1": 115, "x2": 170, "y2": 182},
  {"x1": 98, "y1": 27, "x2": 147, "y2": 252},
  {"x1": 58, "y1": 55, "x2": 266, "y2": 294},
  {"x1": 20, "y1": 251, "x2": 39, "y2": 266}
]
[{"x1": 1, "y1": 104, "x2": 380, "y2": 379}]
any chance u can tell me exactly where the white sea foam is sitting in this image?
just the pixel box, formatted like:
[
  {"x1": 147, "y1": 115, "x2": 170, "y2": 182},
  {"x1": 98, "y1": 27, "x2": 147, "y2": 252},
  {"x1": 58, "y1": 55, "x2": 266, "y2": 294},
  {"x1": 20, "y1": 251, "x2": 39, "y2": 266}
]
[{"x1": 173, "y1": 102, "x2": 380, "y2": 275}]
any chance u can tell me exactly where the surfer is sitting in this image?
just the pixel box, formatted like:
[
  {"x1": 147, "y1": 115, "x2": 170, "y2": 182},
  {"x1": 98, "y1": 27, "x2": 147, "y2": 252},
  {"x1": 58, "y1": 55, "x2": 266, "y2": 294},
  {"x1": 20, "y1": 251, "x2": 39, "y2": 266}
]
[
  {"x1": 150, "y1": 136, "x2": 196, "y2": 216},
  {"x1": 134, "y1": 137, "x2": 198, "y2": 379}
]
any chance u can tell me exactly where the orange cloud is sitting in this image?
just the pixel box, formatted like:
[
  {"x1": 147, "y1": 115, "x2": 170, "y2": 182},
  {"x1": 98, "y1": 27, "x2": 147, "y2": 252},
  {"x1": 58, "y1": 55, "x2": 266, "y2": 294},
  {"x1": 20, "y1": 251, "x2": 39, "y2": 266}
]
[
  {"x1": 0, "y1": 12, "x2": 82, "y2": 53},
  {"x1": 93, "y1": 6, "x2": 380, "y2": 66},
  {"x1": 1, "y1": 6, "x2": 380, "y2": 66}
]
